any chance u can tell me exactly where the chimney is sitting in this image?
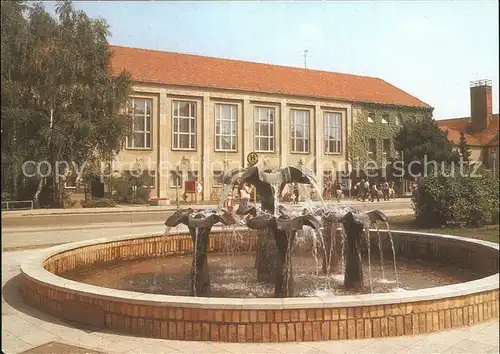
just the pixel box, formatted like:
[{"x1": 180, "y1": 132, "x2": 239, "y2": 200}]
[{"x1": 469, "y1": 79, "x2": 493, "y2": 132}]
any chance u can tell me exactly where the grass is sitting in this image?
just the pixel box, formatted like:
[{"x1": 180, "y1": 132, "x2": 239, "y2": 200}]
[{"x1": 387, "y1": 214, "x2": 499, "y2": 244}]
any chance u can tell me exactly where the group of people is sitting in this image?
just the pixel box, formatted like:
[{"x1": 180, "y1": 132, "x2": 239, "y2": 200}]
[{"x1": 353, "y1": 179, "x2": 395, "y2": 202}]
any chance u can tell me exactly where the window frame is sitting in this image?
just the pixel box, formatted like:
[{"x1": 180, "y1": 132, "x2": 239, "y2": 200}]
[
  {"x1": 290, "y1": 109, "x2": 310, "y2": 154},
  {"x1": 367, "y1": 138, "x2": 377, "y2": 160},
  {"x1": 169, "y1": 170, "x2": 182, "y2": 188},
  {"x1": 126, "y1": 97, "x2": 153, "y2": 150},
  {"x1": 172, "y1": 100, "x2": 197, "y2": 151},
  {"x1": 254, "y1": 106, "x2": 276, "y2": 153},
  {"x1": 214, "y1": 103, "x2": 238, "y2": 152},
  {"x1": 324, "y1": 112, "x2": 342, "y2": 155}
]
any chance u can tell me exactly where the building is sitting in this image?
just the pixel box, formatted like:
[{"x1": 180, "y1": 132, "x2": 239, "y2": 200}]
[
  {"x1": 437, "y1": 80, "x2": 499, "y2": 176},
  {"x1": 105, "y1": 45, "x2": 432, "y2": 202}
]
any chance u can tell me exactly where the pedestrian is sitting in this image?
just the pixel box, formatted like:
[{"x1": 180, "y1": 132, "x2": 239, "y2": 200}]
[
  {"x1": 224, "y1": 191, "x2": 234, "y2": 214},
  {"x1": 354, "y1": 181, "x2": 361, "y2": 200},
  {"x1": 370, "y1": 182, "x2": 380, "y2": 202},
  {"x1": 362, "y1": 179, "x2": 370, "y2": 202},
  {"x1": 293, "y1": 182, "x2": 300, "y2": 204},
  {"x1": 381, "y1": 180, "x2": 390, "y2": 201},
  {"x1": 389, "y1": 181, "x2": 395, "y2": 199},
  {"x1": 336, "y1": 182, "x2": 342, "y2": 203},
  {"x1": 238, "y1": 182, "x2": 252, "y2": 224}
]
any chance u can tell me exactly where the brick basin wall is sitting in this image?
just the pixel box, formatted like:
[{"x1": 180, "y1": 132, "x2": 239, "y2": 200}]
[{"x1": 21, "y1": 229, "x2": 499, "y2": 342}]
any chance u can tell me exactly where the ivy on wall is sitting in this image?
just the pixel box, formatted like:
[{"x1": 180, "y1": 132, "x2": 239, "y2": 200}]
[{"x1": 347, "y1": 105, "x2": 432, "y2": 172}]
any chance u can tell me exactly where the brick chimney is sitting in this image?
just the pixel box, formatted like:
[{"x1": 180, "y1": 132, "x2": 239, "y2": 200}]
[{"x1": 469, "y1": 79, "x2": 493, "y2": 132}]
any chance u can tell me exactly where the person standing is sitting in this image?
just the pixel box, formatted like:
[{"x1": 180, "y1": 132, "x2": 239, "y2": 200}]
[
  {"x1": 292, "y1": 182, "x2": 300, "y2": 204},
  {"x1": 362, "y1": 179, "x2": 370, "y2": 202},
  {"x1": 381, "y1": 179, "x2": 390, "y2": 201},
  {"x1": 370, "y1": 182, "x2": 380, "y2": 202},
  {"x1": 224, "y1": 191, "x2": 234, "y2": 214}
]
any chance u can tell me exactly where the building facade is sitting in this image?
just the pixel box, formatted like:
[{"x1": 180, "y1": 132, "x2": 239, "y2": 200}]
[
  {"x1": 437, "y1": 80, "x2": 499, "y2": 176},
  {"x1": 105, "y1": 46, "x2": 432, "y2": 202}
]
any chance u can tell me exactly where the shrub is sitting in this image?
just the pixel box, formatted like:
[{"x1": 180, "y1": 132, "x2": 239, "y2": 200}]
[
  {"x1": 412, "y1": 166, "x2": 499, "y2": 228},
  {"x1": 110, "y1": 175, "x2": 151, "y2": 204},
  {"x1": 81, "y1": 198, "x2": 116, "y2": 208}
]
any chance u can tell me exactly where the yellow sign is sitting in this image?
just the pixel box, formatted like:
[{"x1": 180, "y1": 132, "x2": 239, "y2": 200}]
[{"x1": 247, "y1": 152, "x2": 259, "y2": 166}]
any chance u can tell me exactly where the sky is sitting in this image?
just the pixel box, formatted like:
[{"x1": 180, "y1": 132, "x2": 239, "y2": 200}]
[{"x1": 45, "y1": 1, "x2": 499, "y2": 120}]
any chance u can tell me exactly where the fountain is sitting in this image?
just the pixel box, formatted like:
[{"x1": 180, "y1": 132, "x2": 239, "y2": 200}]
[
  {"x1": 164, "y1": 208, "x2": 237, "y2": 297},
  {"x1": 19, "y1": 164, "x2": 500, "y2": 342},
  {"x1": 162, "y1": 165, "x2": 395, "y2": 298}
]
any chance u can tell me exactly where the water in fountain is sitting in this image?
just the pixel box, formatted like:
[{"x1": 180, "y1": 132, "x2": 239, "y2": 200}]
[
  {"x1": 385, "y1": 222, "x2": 401, "y2": 290},
  {"x1": 376, "y1": 224, "x2": 386, "y2": 281},
  {"x1": 364, "y1": 227, "x2": 374, "y2": 292},
  {"x1": 217, "y1": 184, "x2": 234, "y2": 213},
  {"x1": 271, "y1": 183, "x2": 281, "y2": 217},
  {"x1": 192, "y1": 226, "x2": 199, "y2": 296}
]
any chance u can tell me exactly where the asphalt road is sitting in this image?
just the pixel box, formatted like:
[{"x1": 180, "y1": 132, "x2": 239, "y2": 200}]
[{"x1": 2, "y1": 200, "x2": 412, "y2": 229}]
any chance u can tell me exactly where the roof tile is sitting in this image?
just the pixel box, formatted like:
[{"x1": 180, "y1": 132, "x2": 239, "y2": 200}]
[{"x1": 110, "y1": 45, "x2": 432, "y2": 109}]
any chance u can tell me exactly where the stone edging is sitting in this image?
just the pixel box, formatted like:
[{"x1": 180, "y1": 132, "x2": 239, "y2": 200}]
[{"x1": 20, "y1": 228, "x2": 499, "y2": 342}]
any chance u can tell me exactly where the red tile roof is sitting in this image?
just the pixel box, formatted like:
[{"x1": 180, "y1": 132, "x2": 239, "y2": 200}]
[
  {"x1": 110, "y1": 45, "x2": 432, "y2": 109},
  {"x1": 437, "y1": 114, "x2": 499, "y2": 147}
]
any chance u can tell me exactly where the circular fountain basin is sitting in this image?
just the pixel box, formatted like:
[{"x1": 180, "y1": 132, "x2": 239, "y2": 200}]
[{"x1": 21, "y1": 228, "x2": 499, "y2": 342}]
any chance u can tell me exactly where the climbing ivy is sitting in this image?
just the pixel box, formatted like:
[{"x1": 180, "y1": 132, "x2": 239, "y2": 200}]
[{"x1": 347, "y1": 106, "x2": 432, "y2": 172}]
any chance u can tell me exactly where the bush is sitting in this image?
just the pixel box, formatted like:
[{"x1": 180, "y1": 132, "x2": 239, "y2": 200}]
[
  {"x1": 81, "y1": 198, "x2": 116, "y2": 208},
  {"x1": 110, "y1": 175, "x2": 151, "y2": 204},
  {"x1": 413, "y1": 166, "x2": 499, "y2": 228}
]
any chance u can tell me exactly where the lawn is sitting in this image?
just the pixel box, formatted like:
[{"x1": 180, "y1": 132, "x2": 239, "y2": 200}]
[{"x1": 387, "y1": 214, "x2": 499, "y2": 244}]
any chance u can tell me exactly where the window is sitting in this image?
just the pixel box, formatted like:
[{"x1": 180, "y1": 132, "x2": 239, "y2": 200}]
[
  {"x1": 395, "y1": 114, "x2": 402, "y2": 126},
  {"x1": 142, "y1": 170, "x2": 156, "y2": 188},
  {"x1": 127, "y1": 98, "x2": 152, "y2": 149},
  {"x1": 169, "y1": 170, "x2": 182, "y2": 188},
  {"x1": 172, "y1": 101, "x2": 196, "y2": 150},
  {"x1": 367, "y1": 138, "x2": 377, "y2": 159},
  {"x1": 124, "y1": 170, "x2": 156, "y2": 188},
  {"x1": 254, "y1": 107, "x2": 275, "y2": 152},
  {"x1": 381, "y1": 114, "x2": 389, "y2": 124},
  {"x1": 324, "y1": 112, "x2": 342, "y2": 154},
  {"x1": 215, "y1": 104, "x2": 237, "y2": 151},
  {"x1": 367, "y1": 113, "x2": 374, "y2": 123},
  {"x1": 213, "y1": 170, "x2": 224, "y2": 186},
  {"x1": 383, "y1": 139, "x2": 391, "y2": 161},
  {"x1": 187, "y1": 170, "x2": 199, "y2": 182},
  {"x1": 323, "y1": 171, "x2": 333, "y2": 184},
  {"x1": 290, "y1": 110, "x2": 309, "y2": 153}
]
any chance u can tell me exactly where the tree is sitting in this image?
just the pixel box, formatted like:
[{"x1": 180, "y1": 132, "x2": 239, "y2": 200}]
[
  {"x1": 393, "y1": 116, "x2": 459, "y2": 178},
  {"x1": 1, "y1": 0, "x2": 132, "y2": 207},
  {"x1": 458, "y1": 132, "x2": 472, "y2": 165}
]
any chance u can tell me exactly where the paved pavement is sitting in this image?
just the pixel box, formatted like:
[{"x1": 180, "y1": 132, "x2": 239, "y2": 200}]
[{"x1": 2, "y1": 249, "x2": 499, "y2": 354}]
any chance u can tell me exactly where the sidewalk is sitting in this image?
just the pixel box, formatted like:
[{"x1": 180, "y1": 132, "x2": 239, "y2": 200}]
[{"x1": 2, "y1": 198, "x2": 412, "y2": 217}]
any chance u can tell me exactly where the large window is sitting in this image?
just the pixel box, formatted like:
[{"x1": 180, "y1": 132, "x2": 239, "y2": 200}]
[
  {"x1": 290, "y1": 110, "x2": 309, "y2": 153},
  {"x1": 368, "y1": 138, "x2": 377, "y2": 159},
  {"x1": 324, "y1": 112, "x2": 342, "y2": 154},
  {"x1": 169, "y1": 170, "x2": 182, "y2": 188},
  {"x1": 254, "y1": 107, "x2": 275, "y2": 152},
  {"x1": 215, "y1": 104, "x2": 237, "y2": 151},
  {"x1": 127, "y1": 98, "x2": 152, "y2": 149},
  {"x1": 383, "y1": 139, "x2": 391, "y2": 162},
  {"x1": 172, "y1": 101, "x2": 196, "y2": 150}
]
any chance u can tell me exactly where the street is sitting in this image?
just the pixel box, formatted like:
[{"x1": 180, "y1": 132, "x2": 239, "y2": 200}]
[{"x1": 1, "y1": 199, "x2": 413, "y2": 250}]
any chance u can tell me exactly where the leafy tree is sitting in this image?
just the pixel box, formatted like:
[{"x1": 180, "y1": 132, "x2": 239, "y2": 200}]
[
  {"x1": 458, "y1": 132, "x2": 472, "y2": 164},
  {"x1": 393, "y1": 116, "x2": 459, "y2": 178},
  {"x1": 1, "y1": 0, "x2": 132, "y2": 207}
]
